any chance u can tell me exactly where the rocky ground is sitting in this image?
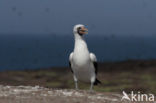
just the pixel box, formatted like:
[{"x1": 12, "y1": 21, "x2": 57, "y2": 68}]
[
  {"x1": 0, "y1": 60, "x2": 156, "y2": 103},
  {"x1": 0, "y1": 85, "x2": 132, "y2": 103},
  {"x1": 0, "y1": 60, "x2": 156, "y2": 94}
]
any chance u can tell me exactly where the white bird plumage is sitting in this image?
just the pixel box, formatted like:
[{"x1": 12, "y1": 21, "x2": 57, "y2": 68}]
[
  {"x1": 69, "y1": 24, "x2": 101, "y2": 91},
  {"x1": 90, "y1": 53, "x2": 97, "y2": 62}
]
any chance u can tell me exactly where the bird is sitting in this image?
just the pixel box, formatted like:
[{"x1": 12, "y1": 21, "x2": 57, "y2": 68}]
[{"x1": 69, "y1": 24, "x2": 101, "y2": 91}]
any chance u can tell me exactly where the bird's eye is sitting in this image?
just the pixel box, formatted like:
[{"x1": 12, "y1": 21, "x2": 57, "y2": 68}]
[
  {"x1": 77, "y1": 27, "x2": 83, "y2": 36},
  {"x1": 77, "y1": 27, "x2": 81, "y2": 31}
]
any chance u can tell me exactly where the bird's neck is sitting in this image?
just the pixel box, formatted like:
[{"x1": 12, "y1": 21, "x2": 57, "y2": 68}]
[{"x1": 74, "y1": 34, "x2": 89, "y2": 52}]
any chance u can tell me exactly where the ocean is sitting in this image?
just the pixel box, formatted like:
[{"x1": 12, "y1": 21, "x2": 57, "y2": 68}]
[{"x1": 0, "y1": 34, "x2": 156, "y2": 71}]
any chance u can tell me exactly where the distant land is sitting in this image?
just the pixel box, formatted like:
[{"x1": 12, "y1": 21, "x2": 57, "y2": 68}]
[{"x1": 0, "y1": 34, "x2": 156, "y2": 70}]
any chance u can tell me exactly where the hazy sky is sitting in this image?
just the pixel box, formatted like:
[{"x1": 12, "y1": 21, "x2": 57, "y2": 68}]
[{"x1": 0, "y1": 0, "x2": 156, "y2": 35}]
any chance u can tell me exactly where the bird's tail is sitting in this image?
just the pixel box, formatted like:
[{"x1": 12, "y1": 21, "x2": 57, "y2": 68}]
[{"x1": 94, "y1": 78, "x2": 102, "y2": 85}]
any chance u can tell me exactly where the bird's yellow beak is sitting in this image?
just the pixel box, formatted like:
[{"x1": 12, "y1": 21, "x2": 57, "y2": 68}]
[{"x1": 79, "y1": 27, "x2": 88, "y2": 35}]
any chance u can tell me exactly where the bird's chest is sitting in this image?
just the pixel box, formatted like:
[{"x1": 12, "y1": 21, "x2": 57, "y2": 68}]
[
  {"x1": 73, "y1": 50, "x2": 90, "y2": 67},
  {"x1": 72, "y1": 58, "x2": 94, "y2": 82},
  {"x1": 72, "y1": 39, "x2": 91, "y2": 72}
]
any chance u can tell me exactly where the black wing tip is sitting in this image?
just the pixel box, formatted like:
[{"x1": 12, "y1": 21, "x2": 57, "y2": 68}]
[
  {"x1": 94, "y1": 79, "x2": 102, "y2": 85},
  {"x1": 93, "y1": 62, "x2": 98, "y2": 74},
  {"x1": 69, "y1": 61, "x2": 73, "y2": 73}
]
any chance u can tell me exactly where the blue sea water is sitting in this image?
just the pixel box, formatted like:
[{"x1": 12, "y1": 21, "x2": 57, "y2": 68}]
[{"x1": 0, "y1": 34, "x2": 156, "y2": 71}]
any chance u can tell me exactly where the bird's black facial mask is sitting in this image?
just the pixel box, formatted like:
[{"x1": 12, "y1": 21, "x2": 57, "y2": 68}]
[
  {"x1": 77, "y1": 27, "x2": 88, "y2": 36},
  {"x1": 77, "y1": 27, "x2": 83, "y2": 36}
]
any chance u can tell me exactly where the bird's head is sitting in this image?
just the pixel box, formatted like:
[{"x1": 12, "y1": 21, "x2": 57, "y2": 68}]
[{"x1": 73, "y1": 24, "x2": 88, "y2": 37}]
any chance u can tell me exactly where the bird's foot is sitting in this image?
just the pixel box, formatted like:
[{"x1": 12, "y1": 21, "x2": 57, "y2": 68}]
[
  {"x1": 75, "y1": 85, "x2": 79, "y2": 90},
  {"x1": 88, "y1": 89, "x2": 95, "y2": 94},
  {"x1": 75, "y1": 88, "x2": 79, "y2": 91}
]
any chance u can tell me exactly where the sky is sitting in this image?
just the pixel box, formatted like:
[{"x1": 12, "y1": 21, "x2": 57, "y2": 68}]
[{"x1": 0, "y1": 0, "x2": 156, "y2": 35}]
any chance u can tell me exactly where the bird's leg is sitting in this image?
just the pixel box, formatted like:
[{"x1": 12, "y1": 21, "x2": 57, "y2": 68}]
[
  {"x1": 89, "y1": 76, "x2": 95, "y2": 93},
  {"x1": 74, "y1": 75, "x2": 79, "y2": 90},
  {"x1": 89, "y1": 82, "x2": 94, "y2": 92},
  {"x1": 75, "y1": 81, "x2": 78, "y2": 90}
]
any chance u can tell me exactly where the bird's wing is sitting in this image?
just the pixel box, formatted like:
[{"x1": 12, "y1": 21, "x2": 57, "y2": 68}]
[
  {"x1": 90, "y1": 53, "x2": 98, "y2": 74},
  {"x1": 69, "y1": 52, "x2": 73, "y2": 73},
  {"x1": 90, "y1": 53, "x2": 101, "y2": 85}
]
